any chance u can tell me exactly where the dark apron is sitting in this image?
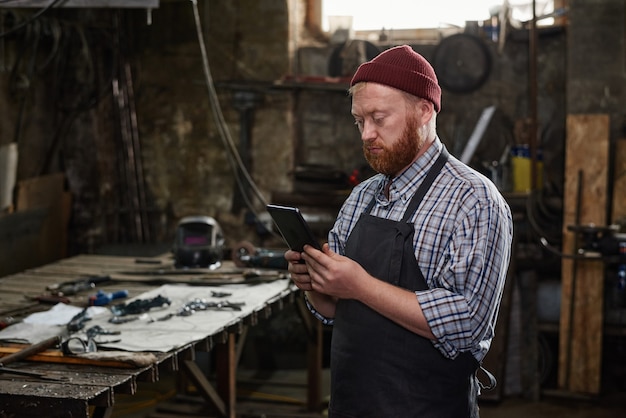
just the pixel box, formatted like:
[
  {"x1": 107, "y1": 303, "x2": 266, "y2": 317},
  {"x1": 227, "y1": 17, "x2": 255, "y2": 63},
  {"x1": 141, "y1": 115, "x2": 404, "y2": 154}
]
[{"x1": 329, "y1": 148, "x2": 479, "y2": 418}]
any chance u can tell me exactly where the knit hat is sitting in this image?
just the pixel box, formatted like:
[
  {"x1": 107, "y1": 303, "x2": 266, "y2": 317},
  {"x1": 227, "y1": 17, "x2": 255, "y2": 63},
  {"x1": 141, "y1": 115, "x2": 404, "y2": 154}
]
[{"x1": 350, "y1": 45, "x2": 441, "y2": 112}]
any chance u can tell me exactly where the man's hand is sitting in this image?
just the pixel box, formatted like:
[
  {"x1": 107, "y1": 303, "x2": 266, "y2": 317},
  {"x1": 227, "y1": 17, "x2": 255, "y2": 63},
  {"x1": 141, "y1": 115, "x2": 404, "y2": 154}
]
[
  {"x1": 302, "y1": 243, "x2": 371, "y2": 300},
  {"x1": 285, "y1": 248, "x2": 314, "y2": 291},
  {"x1": 300, "y1": 243, "x2": 435, "y2": 339},
  {"x1": 285, "y1": 246, "x2": 339, "y2": 318}
]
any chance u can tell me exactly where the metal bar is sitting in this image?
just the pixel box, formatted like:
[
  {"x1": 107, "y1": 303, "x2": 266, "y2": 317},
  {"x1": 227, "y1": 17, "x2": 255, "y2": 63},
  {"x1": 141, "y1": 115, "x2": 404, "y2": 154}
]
[
  {"x1": 0, "y1": 0, "x2": 159, "y2": 8},
  {"x1": 124, "y1": 61, "x2": 151, "y2": 242},
  {"x1": 529, "y1": 0, "x2": 539, "y2": 190}
]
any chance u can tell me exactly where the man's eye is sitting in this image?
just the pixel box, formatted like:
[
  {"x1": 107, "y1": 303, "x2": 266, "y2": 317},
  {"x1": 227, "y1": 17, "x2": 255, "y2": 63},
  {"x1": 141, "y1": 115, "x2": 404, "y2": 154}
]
[{"x1": 354, "y1": 120, "x2": 363, "y2": 130}]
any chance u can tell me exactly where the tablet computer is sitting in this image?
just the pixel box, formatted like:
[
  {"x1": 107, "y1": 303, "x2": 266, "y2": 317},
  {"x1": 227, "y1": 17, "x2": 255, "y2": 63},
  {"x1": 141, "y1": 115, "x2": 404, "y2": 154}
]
[{"x1": 266, "y1": 204, "x2": 322, "y2": 252}]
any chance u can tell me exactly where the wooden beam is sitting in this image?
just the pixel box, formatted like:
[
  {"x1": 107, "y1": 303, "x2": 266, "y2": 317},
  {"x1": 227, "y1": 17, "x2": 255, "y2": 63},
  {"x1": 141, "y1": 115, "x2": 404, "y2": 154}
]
[
  {"x1": 0, "y1": 0, "x2": 158, "y2": 8},
  {"x1": 0, "y1": 347, "x2": 145, "y2": 368},
  {"x1": 558, "y1": 114, "x2": 609, "y2": 394},
  {"x1": 181, "y1": 359, "x2": 226, "y2": 417},
  {"x1": 612, "y1": 138, "x2": 626, "y2": 222},
  {"x1": 216, "y1": 333, "x2": 237, "y2": 418}
]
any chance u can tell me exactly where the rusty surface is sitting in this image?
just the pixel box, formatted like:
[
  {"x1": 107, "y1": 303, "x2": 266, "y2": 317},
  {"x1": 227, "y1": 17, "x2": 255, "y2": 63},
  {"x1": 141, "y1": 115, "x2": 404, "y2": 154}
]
[{"x1": 0, "y1": 254, "x2": 299, "y2": 416}]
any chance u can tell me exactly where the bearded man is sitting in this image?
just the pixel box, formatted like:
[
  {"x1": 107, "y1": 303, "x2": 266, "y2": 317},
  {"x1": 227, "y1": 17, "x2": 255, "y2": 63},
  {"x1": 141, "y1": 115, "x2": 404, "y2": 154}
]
[{"x1": 285, "y1": 45, "x2": 513, "y2": 418}]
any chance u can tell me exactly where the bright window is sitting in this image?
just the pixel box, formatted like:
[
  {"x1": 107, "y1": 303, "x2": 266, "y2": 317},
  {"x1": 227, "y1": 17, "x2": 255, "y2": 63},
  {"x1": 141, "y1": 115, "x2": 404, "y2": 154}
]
[{"x1": 322, "y1": 0, "x2": 555, "y2": 32}]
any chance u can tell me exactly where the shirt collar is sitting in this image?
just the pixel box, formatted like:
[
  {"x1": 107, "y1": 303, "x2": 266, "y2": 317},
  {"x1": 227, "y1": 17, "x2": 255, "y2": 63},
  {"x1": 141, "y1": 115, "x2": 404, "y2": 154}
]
[{"x1": 377, "y1": 137, "x2": 444, "y2": 205}]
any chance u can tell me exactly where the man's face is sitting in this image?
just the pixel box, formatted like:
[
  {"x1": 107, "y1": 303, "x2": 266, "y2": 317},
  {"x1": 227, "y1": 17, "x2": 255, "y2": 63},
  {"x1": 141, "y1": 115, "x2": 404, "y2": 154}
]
[{"x1": 351, "y1": 83, "x2": 424, "y2": 176}]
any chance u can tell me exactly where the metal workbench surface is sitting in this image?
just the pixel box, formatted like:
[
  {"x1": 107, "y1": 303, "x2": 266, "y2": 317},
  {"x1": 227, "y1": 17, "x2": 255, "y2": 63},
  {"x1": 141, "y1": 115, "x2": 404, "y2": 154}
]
[{"x1": 0, "y1": 254, "x2": 301, "y2": 418}]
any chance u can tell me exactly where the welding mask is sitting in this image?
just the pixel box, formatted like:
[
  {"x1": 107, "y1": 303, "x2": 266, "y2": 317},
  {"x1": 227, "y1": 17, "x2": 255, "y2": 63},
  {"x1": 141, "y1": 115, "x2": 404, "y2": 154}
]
[{"x1": 172, "y1": 216, "x2": 225, "y2": 269}]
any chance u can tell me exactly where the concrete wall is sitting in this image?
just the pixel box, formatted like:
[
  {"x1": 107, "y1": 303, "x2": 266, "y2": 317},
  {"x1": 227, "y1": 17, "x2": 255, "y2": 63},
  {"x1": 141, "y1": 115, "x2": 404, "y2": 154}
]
[
  {"x1": 0, "y1": 0, "x2": 624, "y2": 260},
  {"x1": 0, "y1": 1, "x2": 297, "y2": 257}
]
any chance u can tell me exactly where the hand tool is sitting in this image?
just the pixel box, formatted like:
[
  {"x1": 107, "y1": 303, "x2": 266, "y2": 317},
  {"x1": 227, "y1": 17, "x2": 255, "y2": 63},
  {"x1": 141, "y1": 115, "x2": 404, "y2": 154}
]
[
  {"x1": 231, "y1": 240, "x2": 289, "y2": 270},
  {"x1": 154, "y1": 298, "x2": 246, "y2": 321},
  {"x1": 88, "y1": 289, "x2": 129, "y2": 306},
  {"x1": 0, "y1": 335, "x2": 61, "y2": 367},
  {"x1": 29, "y1": 294, "x2": 71, "y2": 304},
  {"x1": 110, "y1": 295, "x2": 171, "y2": 317},
  {"x1": 0, "y1": 335, "x2": 65, "y2": 381},
  {"x1": 67, "y1": 307, "x2": 91, "y2": 332},
  {"x1": 47, "y1": 274, "x2": 111, "y2": 296},
  {"x1": 0, "y1": 345, "x2": 147, "y2": 368}
]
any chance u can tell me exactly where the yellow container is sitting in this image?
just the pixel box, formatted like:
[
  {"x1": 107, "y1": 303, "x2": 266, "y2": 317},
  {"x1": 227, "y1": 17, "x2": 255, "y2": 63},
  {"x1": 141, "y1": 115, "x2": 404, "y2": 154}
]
[{"x1": 511, "y1": 146, "x2": 542, "y2": 192}]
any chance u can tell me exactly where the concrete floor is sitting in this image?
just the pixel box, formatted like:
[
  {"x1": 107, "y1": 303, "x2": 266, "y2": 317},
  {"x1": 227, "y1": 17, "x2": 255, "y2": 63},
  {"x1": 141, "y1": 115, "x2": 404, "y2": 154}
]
[{"x1": 110, "y1": 368, "x2": 626, "y2": 418}]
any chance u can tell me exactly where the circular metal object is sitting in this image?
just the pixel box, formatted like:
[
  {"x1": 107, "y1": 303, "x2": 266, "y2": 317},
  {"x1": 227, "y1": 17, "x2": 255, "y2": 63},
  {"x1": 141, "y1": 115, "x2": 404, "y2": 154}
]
[
  {"x1": 432, "y1": 33, "x2": 492, "y2": 94},
  {"x1": 232, "y1": 240, "x2": 257, "y2": 267}
]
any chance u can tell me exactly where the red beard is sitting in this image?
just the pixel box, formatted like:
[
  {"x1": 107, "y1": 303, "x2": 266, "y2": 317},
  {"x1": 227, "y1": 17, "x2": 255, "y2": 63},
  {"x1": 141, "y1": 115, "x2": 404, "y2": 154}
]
[{"x1": 364, "y1": 114, "x2": 424, "y2": 176}]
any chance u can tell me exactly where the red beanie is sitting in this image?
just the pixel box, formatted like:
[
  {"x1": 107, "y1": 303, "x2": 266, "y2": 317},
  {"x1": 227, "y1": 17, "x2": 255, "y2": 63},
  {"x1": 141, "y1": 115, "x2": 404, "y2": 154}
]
[{"x1": 350, "y1": 45, "x2": 441, "y2": 112}]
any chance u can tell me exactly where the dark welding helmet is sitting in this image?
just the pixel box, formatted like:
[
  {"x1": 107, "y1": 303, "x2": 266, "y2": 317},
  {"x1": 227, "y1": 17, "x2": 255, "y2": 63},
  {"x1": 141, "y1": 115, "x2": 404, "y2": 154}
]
[{"x1": 172, "y1": 216, "x2": 225, "y2": 269}]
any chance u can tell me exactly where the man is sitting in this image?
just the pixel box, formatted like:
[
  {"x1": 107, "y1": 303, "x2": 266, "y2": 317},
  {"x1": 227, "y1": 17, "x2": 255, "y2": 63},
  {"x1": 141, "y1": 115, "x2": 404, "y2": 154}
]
[{"x1": 285, "y1": 45, "x2": 513, "y2": 417}]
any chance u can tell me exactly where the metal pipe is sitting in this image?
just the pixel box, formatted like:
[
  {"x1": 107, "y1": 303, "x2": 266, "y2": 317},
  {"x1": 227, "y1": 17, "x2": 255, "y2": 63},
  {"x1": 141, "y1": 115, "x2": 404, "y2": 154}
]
[{"x1": 529, "y1": 0, "x2": 539, "y2": 191}]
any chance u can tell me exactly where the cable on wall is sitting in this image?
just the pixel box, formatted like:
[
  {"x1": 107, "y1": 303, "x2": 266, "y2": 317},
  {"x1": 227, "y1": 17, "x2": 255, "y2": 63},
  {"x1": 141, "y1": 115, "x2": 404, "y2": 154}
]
[
  {"x1": 189, "y1": 0, "x2": 269, "y2": 217},
  {"x1": 0, "y1": 0, "x2": 64, "y2": 39}
]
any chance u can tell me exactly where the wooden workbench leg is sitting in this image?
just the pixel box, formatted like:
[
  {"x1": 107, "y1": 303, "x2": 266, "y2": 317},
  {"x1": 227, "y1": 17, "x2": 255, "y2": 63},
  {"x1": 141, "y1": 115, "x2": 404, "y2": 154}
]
[
  {"x1": 296, "y1": 296, "x2": 324, "y2": 412},
  {"x1": 182, "y1": 359, "x2": 227, "y2": 417},
  {"x1": 216, "y1": 332, "x2": 237, "y2": 418},
  {"x1": 91, "y1": 406, "x2": 113, "y2": 418}
]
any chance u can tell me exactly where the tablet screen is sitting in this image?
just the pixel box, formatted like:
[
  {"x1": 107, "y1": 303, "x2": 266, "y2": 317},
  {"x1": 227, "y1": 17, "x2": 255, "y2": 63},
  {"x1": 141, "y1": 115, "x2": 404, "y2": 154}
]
[{"x1": 266, "y1": 204, "x2": 321, "y2": 252}]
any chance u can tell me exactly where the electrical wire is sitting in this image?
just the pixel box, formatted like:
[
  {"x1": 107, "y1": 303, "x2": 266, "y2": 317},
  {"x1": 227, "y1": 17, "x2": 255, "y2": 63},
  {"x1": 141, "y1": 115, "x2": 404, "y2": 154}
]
[
  {"x1": 539, "y1": 237, "x2": 597, "y2": 260},
  {"x1": 189, "y1": 0, "x2": 272, "y2": 220},
  {"x1": 0, "y1": 0, "x2": 64, "y2": 39},
  {"x1": 525, "y1": 189, "x2": 563, "y2": 245}
]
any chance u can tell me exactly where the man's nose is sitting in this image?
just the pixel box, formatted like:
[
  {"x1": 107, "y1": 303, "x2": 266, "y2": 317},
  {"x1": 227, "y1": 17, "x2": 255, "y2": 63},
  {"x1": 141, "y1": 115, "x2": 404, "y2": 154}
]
[{"x1": 360, "y1": 120, "x2": 376, "y2": 142}]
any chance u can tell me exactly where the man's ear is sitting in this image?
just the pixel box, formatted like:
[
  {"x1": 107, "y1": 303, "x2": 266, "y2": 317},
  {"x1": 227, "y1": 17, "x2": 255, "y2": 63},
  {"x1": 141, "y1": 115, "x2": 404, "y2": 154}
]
[{"x1": 419, "y1": 99, "x2": 434, "y2": 125}]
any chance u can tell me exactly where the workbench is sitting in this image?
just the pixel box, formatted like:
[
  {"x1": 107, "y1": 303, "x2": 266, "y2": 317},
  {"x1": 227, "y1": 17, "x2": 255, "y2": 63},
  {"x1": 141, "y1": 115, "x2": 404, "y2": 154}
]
[{"x1": 0, "y1": 254, "x2": 323, "y2": 418}]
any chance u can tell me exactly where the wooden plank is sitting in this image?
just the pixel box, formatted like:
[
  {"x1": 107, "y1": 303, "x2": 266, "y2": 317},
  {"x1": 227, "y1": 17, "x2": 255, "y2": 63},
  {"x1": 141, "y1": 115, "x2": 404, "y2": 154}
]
[
  {"x1": 612, "y1": 139, "x2": 626, "y2": 222},
  {"x1": 216, "y1": 333, "x2": 237, "y2": 418},
  {"x1": 0, "y1": 207, "x2": 48, "y2": 277},
  {"x1": 0, "y1": 347, "x2": 148, "y2": 368},
  {"x1": 558, "y1": 114, "x2": 609, "y2": 394},
  {"x1": 182, "y1": 359, "x2": 227, "y2": 417},
  {"x1": 12, "y1": 173, "x2": 71, "y2": 270},
  {"x1": 15, "y1": 173, "x2": 65, "y2": 211}
]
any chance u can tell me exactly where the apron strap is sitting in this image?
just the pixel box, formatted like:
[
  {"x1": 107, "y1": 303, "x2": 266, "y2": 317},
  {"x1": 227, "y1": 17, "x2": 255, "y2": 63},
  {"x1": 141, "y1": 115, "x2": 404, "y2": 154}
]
[
  {"x1": 402, "y1": 146, "x2": 449, "y2": 222},
  {"x1": 476, "y1": 365, "x2": 497, "y2": 391}
]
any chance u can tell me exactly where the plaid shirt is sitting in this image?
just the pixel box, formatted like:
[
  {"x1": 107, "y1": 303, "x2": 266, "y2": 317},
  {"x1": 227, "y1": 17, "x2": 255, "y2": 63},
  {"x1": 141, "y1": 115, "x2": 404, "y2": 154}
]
[{"x1": 311, "y1": 137, "x2": 513, "y2": 362}]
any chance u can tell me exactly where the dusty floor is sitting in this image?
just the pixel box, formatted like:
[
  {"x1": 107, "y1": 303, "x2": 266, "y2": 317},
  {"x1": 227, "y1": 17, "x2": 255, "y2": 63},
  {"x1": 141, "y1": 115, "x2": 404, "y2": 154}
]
[{"x1": 110, "y1": 368, "x2": 626, "y2": 418}]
